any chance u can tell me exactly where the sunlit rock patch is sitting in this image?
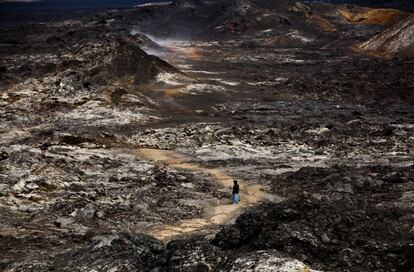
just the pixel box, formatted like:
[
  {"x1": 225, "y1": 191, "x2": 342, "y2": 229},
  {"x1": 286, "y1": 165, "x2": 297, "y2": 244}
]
[
  {"x1": 227, "y1": 250, "x2": 320, "y2": 272},
  {"x1": 356, "y1": 14, "x2": 414, "y2": 58}
]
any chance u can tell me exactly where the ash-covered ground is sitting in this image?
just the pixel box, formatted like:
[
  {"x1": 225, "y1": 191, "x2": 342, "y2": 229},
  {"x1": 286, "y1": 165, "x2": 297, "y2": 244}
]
[{"x1": 1, "y1": 0, "x2": 413, "y2": 271}]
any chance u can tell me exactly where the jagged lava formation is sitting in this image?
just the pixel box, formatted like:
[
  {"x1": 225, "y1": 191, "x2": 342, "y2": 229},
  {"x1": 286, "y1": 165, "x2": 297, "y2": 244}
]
[
  {"x1": 1, "y1": 0, "x2": 413, "y2": 271},
  {"x1": 357, "y1": 13, "x2": 414, "y2": 57}
]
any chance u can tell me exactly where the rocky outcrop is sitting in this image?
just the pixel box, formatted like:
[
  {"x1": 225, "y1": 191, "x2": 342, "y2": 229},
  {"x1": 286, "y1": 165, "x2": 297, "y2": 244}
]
[
  {"x1": 211, "y1": 163, "x2": 414, "y2": 272},
  {"x1": 5, "y1": 233, "x2": 322, "y2": 271},
  {"x1": 9, "y1": 234, "x2": 165, "y2": 272},
  {"x1": 165, "y1": 237, "x2": 224, "y2": 271},
  {"x1": 98, "y1": 40, "x2": 180, "y2": 85},
  {"x1": 1, "y1": 1, "x2": 414, "y2": 271},
  {"x1": 291, "y1": 1, "x2": 337, "y2": 32},
  {"x1": 223, "y1": 250, "x2": 320, "y2": 272},
  {"x1": 213, "y1": 194, "x2": 413, "y2": 271},
  {"x1": 356, "y1": 14, "x2": 414, "y2": 57}
]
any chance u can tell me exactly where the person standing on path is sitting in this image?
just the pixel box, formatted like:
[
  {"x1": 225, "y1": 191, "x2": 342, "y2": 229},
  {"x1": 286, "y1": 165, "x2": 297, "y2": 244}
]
[{"x1": 232, "y1": 180, "x2": 240, "y2": 205}]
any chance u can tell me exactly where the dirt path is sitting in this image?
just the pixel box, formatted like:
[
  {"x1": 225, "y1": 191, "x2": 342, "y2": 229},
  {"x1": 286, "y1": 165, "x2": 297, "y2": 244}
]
[
  {"x1": 136, "y1": 148, "x2": 273, "y2": 241},
  {"x1": 131, "y1": 43, "x2": 276, "y2": 241}
]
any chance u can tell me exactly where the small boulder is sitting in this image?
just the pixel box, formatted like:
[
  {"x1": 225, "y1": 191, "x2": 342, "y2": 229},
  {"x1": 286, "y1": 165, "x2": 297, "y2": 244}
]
[{"x1": 77, "y1": 203, "x2": 97, "y2": 222}]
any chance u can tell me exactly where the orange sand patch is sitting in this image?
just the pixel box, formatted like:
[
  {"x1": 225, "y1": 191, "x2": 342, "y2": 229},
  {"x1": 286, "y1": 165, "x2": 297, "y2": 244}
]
[
  {"x1": 339, "y1": 7, "x2": 408, "y2": 26},
  {"x1": 170, "y1": 47, "x2": 203, "y2": 60},
  {"x1": 163, "y1": 86, "x2": 185, "y2": 97}
]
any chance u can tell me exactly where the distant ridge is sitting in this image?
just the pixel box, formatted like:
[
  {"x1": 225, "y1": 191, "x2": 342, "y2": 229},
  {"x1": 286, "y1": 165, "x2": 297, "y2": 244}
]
[
  {"x1": 308, "y1": 0, "x2": 414, "y2": 12},
  {"x1": 356, "y1": 14, "x2": 414, "y2": 58},
  {"x1": 0, "y1": 0, "x2": 163, "y2": 9},
  {"x1": 0, "y1": 0, "x2": 163, "y2": 26}
]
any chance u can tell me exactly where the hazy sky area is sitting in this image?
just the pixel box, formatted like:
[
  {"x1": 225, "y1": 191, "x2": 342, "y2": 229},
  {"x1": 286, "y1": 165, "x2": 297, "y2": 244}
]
[
  {"x1": 0, "y1": 0, "x2": 412, "y2": 26},
  {"x1": 0, "y1": 1, "x2": 411, "y2": 9},
  {"x1": 0, "y1": 1, "x2": 42, "y2": 2},
  {"x1": 0, "y1": 0, "x2": 163, "y2": 7},
  {"x1": 0, "y1": 0, "x2": 165, "y2": 26},
  {"x1": 0, "y1": 0, "x2": 159, "y2": 2},
  {"x1": 0, "y1": 0, "x2": 387, "y2": 5}
]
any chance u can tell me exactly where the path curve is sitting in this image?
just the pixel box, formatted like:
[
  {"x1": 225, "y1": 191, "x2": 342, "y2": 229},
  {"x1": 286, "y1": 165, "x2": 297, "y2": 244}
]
[{"x1": 136, "y1": 148, "x2": 273, "y2": 241}]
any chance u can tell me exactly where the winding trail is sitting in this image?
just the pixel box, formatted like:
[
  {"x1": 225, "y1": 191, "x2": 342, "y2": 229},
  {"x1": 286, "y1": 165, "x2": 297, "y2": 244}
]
[
  {"x1": 132, "y1": 42, "x2": 277, "y2": 241},
  {"x1": 136, "y1": 148, "x2": 273, "y2": 241}
]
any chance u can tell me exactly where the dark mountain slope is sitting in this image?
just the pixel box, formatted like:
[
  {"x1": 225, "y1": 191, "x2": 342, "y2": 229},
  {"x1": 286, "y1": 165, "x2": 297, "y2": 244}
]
[{"x1": 356, "y1": 14, "x2": 414, "y2": 57}]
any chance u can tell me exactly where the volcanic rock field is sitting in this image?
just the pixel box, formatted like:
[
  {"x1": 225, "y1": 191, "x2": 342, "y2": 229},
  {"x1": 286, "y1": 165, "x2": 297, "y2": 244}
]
[{"x1": 1, "y1": 0, "x2": 413, "y2": 271}]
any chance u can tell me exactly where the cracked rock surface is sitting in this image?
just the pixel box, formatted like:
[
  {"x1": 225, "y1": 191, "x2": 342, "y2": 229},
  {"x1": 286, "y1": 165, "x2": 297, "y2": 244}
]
[{"x1": 1, "y1": 0, "x2": 414, "y2": 271}]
